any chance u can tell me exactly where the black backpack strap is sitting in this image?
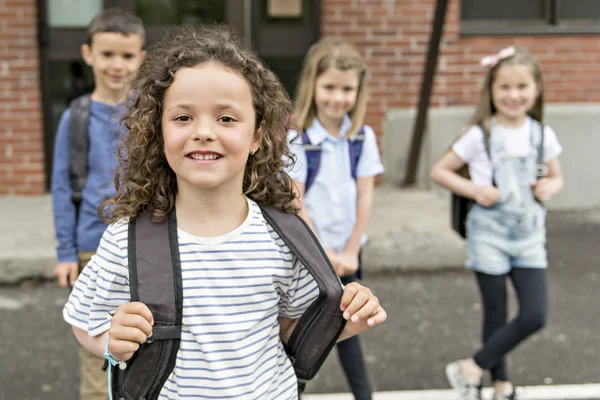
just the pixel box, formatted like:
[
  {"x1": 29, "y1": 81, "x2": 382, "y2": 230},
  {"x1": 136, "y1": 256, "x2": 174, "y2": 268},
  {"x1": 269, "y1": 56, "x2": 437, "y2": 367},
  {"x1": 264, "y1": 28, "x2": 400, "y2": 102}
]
[
  {"x1": 258, "y1": 204, "x2": 346, "y2": 385},
  {"x1": 68, "y1": 94, "x2": 91, "y2": 206},
  {"x1": 113, "y1": 211, "x2": 182, "y2": 400},
  {"x1": 477, "y1": 123, "x2": 496, "y2": 187},
  {"x1": 451, "y1": 123, "x2": 494, "y2": 239}
]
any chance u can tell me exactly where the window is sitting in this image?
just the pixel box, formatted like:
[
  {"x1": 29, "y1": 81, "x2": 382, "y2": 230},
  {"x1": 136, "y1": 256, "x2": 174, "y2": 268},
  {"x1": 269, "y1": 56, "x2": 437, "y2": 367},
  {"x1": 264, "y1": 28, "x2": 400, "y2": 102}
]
[
  {"x1": 461, "y1": 0, "x2": 600, "y2": 35},
  {"x1": 48, "y1": 0, "x2": 103, "y2": 27},
  {"x1": 136, "y1": 0, "x2": 225, "y2": 25}
]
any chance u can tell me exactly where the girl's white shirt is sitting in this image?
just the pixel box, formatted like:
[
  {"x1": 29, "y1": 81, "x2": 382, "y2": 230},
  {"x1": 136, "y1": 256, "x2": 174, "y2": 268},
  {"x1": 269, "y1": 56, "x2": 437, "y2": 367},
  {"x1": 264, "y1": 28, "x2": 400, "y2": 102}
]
[
  {"x1": 287, "y1": 115, "x2": 384, "y2": 252},
  {"x1": 452, "y1": 116, "x2": 562, "y2": 186}
]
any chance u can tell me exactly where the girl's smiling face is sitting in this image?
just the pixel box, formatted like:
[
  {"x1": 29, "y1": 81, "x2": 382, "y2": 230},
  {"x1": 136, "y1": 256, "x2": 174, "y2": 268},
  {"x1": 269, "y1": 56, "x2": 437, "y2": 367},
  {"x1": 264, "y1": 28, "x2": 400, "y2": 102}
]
[
  {"x1": 314, "y1": 66, "x2": 360, "y2": 130},
  {"x1": 491, "y1": 64, "x2": 539, "y2": 126},
  {"x1": 161, "y1": 61, "x2": 260, "y2": 194}
]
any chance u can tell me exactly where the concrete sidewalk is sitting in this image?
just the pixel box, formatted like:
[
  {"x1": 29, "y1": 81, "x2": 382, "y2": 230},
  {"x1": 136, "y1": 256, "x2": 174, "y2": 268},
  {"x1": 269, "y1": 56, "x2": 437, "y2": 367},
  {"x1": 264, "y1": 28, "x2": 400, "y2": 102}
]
[{"x1": 0, "y1": 185, "x2": 466, "y2": 284}]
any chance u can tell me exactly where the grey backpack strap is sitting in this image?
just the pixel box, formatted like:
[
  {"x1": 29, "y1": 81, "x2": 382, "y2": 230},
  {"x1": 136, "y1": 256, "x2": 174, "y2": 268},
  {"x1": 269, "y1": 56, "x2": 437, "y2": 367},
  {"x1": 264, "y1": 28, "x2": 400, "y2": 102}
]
[
  {"x1": 68, "y1": 94, "x2": 91, "y2": 206},
  {"x1": 258, "y1": 204, "x2": 346, "y2": 390},
  {"x1": 112, "y1": 211, "x2": 182, "y2": 400}
]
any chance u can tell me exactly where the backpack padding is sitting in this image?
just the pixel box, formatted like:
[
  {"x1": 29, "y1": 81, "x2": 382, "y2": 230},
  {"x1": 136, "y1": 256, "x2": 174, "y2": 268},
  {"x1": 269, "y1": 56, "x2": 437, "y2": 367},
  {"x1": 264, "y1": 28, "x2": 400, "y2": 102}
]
[
  {"x1": 115, "y1": 211, "x2": 182, "y2": 400},
  {"x1": 259, "y1": 204, "x2": 346, "y2": 380},
  {"x1": 68, "y1": 94, "x2": 91, "y2": 206},
  {"x1": 535, "y1": 121, "x2": 545, "y2": 178},
  {"x1": 131, "y1": 211, "x2": 182, "y2": 325}
]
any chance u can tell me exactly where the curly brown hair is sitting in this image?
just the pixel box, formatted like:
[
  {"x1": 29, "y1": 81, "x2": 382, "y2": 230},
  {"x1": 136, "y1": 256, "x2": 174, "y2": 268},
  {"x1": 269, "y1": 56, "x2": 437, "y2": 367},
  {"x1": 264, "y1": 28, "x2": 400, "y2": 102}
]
[{"x1": 100, "y1": 24, "x2": 297, "y2": 223}]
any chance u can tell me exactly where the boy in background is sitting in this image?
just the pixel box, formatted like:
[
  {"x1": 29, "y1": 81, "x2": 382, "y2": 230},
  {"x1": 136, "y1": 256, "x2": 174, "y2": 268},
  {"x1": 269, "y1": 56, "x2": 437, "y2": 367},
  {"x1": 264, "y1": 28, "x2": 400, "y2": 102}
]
[{"x1": 50, "y1": 8, "x2": 145, "y2": 399}]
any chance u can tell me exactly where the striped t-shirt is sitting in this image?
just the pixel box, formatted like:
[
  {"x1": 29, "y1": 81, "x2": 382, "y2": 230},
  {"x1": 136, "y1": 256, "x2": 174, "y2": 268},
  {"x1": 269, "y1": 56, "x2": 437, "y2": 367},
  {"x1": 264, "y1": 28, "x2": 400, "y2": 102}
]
[{"x1": 63, "y1": 198, "x2": 320, "y2": 399}]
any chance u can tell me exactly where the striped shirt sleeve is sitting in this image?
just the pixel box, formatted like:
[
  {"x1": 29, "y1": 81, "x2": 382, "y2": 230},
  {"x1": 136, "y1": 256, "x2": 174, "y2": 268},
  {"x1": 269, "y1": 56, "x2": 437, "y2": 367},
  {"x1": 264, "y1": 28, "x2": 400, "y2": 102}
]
[
  {"x1": 278, "y1": 258, "x2": 319, "y2": 319},
  {"x1": 63, "y1": 221, "x2": 131, "y2": 337}
]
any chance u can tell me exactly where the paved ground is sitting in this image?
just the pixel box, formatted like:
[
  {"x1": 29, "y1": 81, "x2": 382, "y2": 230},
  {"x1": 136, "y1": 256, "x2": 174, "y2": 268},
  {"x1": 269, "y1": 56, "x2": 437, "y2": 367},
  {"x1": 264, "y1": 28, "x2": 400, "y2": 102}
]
[
  {"x1": 304, "y1": 384, "x2": 600, "y2": 400},
  {"x1": 0, "y1": 187, "x2": 468, "y2": 284},
  {"x1": 1, "y1": 208, "x2": 598, "y2": 399}
]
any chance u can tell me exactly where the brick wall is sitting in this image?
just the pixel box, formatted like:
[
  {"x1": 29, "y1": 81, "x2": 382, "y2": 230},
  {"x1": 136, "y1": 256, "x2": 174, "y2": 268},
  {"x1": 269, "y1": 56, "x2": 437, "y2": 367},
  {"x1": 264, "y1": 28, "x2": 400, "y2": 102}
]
[
  {"x1": 322, "y1": 0, "x2": 600, "y2": 136},
  {"x1": 3, "y1": 0, "x2": 600, "y2": 195},
  {"x1": 0, "y1": 0, "x2": 44, "y2": 195}
]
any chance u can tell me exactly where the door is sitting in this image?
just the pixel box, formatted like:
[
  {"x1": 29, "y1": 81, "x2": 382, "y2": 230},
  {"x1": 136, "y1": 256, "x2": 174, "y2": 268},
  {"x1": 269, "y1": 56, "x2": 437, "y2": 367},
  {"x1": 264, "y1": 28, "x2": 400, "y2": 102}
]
[
  {"x1": 38, "y1": 0, "x2": 319, "y2": 190},
  {"x1": 251, "y1": 0, "x2": 320, "y2": 97},
  {"x1": 38, "y1": 0, "x2": 229, "y2": 189}
]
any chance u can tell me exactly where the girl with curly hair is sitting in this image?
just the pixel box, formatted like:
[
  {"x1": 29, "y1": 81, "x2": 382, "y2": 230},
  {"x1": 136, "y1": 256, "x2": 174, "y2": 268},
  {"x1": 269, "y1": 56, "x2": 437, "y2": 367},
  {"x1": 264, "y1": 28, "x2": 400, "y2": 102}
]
[{"x1": 62, "y1": 25, "x2": 386, "y2": 400}]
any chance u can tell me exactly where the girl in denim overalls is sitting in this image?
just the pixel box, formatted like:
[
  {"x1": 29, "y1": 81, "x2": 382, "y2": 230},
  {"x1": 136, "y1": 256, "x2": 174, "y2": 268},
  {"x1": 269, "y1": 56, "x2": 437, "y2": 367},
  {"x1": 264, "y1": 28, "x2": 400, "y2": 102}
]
[
  {"x1": 431, "y1": 47, "x2": 564, "y2": 400},
  {"x1": 287, "y1": 38, "x2": 384, "y2": 400}
]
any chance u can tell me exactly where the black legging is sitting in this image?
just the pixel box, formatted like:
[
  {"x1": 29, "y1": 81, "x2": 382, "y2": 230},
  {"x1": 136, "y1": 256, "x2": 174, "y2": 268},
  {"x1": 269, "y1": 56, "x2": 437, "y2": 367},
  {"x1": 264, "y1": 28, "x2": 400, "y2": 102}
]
[
  {"x1": 337, "y1": 272, "x2": 373, "y2": 400},
  {"x1": 473, "y1": 268, "x2": 548, "y2": 382}
]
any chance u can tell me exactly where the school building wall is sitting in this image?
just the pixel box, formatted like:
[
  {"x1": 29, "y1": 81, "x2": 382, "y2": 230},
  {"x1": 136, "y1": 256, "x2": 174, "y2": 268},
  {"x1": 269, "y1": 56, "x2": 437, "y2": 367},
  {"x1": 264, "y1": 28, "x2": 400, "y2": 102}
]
[
  {"x1": 1, "y1": 0, "x2": 599, "y2": 208},
  {"x1": 0, "y1": 0, "x2": 44, "y2": 195},
  {"x1": 322, "y1": 0, "x2": 600, "y2": 209}
]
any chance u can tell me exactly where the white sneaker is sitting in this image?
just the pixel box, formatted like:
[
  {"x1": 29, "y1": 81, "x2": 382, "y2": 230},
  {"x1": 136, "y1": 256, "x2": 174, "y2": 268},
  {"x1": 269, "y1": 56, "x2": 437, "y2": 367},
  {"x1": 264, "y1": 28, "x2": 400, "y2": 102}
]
[
  {"x1": 445, "y1": 361, "x2": 482, "y2": 400},
  {"x1": 493, "y1": 388, "x2": 517, "y2": 400}
]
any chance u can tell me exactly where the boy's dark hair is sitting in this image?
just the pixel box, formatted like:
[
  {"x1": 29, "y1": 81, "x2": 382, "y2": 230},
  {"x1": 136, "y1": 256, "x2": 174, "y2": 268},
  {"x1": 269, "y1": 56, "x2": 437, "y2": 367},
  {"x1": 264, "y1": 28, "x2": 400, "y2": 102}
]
[
  {"x1": 86, "y1": 8, "x2": 145, "y2": 46},
  {"x1": 101, "y1": 24, "x2": 296, "y2": 223}
]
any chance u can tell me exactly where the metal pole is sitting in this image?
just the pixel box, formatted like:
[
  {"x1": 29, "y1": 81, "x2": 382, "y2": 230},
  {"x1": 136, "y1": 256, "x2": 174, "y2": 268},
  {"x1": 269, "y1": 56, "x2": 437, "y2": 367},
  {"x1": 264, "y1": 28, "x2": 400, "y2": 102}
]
[
  {"x1": 243, "y1": 0, "x2": 252, "y2": 43},
  {"x1": 403, "y1": 0, "x2": 449, "y2": 186}
]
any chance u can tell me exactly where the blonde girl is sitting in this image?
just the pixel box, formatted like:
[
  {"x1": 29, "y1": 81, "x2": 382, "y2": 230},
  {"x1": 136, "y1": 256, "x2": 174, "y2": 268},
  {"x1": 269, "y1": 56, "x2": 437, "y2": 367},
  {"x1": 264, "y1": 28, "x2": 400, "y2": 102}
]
[
  {"x1": 288, "y1": 37, "x2": 384, "y2": 400},
  {"x1": 431, "y1": 47, "x2": 564, "y2": 400}
]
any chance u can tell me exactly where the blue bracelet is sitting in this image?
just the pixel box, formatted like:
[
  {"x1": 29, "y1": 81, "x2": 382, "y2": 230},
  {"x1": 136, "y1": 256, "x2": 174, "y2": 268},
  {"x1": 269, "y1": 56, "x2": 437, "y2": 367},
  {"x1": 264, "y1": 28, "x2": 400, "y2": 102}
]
[{"x1": 104, "y1": 335, "x2": 121, "y2": 400}]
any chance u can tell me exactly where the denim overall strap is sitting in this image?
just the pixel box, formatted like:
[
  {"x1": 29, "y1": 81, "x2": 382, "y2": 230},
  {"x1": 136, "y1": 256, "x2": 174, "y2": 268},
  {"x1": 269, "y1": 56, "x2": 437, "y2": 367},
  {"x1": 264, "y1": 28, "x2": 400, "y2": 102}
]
[
  {"x1": 494, "y1": 121, "x2": 545, "y2": 219},
  {"x1": 465, "y1": 120, "x2": 548, "y2": 274},
  {"x1": 533, "y1": 120, "x2": 547, "y2": 180}
]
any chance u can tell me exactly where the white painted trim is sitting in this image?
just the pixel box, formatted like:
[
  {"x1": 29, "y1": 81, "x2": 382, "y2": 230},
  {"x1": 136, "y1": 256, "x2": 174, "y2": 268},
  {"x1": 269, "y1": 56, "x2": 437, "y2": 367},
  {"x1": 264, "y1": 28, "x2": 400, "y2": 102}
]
[{"x1": 303, "y1": 384, "x2": 600, "y2": 400}]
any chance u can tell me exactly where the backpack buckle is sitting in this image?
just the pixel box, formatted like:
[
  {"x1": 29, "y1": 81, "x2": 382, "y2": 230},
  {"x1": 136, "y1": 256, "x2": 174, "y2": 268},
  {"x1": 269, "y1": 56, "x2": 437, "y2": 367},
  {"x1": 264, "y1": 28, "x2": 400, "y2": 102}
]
[
  {"x1": 536, "y1": 164, "x2": 548, "y2": 178},
  {"x1": 71, "y1": 191, "x2": 83, "y2": 205},
  {"x1": 301, "y1": 143, "x2": 322, "y2": 151}
]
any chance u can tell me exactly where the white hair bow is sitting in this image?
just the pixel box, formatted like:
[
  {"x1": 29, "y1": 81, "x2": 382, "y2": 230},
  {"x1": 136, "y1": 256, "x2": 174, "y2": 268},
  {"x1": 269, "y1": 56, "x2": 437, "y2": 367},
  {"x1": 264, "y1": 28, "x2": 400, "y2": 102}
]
[{"x1": 480, "y1": 46, "x2": 516, "y2": 67}]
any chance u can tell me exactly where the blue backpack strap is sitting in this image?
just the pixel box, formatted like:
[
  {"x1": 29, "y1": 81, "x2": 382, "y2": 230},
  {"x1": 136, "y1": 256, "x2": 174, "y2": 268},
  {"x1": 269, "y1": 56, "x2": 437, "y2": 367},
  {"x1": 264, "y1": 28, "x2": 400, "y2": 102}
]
[
  {"x1": 348, "y1": 127, "x2": 365, "y2": 180},
  {"x1": 301, "y1": 130, "x2": 322, "y2": 194}
]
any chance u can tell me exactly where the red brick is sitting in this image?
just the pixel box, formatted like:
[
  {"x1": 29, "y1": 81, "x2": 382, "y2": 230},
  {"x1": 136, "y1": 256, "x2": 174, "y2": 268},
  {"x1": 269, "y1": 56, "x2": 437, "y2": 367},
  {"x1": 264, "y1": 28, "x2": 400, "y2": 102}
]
[
  {"x1": 3, "y1": 0, "x2": 600, "y2": 193},
  {"x1": 0, "y1": 0, "x2": 44, "y2": 194},
  {"x1": 325, "y1": 0, "x2": 600, "y2": 140}
]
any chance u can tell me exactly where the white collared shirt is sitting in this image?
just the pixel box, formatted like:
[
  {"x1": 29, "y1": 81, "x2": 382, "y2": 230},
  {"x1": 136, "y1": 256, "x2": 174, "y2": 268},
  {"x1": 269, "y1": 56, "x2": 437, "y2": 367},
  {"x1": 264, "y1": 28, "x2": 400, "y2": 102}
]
[{"x1": 287, "y1": 116, "x2": 384, "y2": 252}]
